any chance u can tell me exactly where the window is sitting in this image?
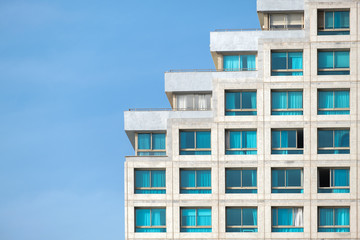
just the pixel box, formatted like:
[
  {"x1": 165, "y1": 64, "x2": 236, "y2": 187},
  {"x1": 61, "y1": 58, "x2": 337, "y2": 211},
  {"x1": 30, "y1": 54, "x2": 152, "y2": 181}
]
[
  {"x1": 318, "y1": 90, "x2": 349, "y2": 115},
  {"x1": 223, "y1": 55, "x2": 256, "y2": 71},
  {"x1": 226, "y1": 169, "x2": 257, "y2": 193},
  {"x1": 180, "y1": 169, "x2": 211, "y2": 194},
  {"x1": 137, "y1": 133, "x2": 166, "y2": 156},
  {"x1": 225, "y1": 91, "x2": 256, "y2": 116},
  {"x1": 318, "y1": 129, "x2": 349, "y2": 154},
  {"x1": 318, "y1": 168, "x2": 349, "y2": 193},
  {"x1": 226, "y1": 208, "x2": 258, "y2": 232},
  {"x1": 272, "y1": 207, "x2": 304, "y2": 232},
  {"x1": 318, "y1": 50, "x2": 350, "y2": 75},
  {"x1": 271, "y1": 51, "x2": 303, "y2": 76},
  {"x1": 179, "y1": 130, "x2": 211, "y2": 155},
  {"x1": 135, "y1": 169, "x2": 165, "y2": 194},
  {"x1": 175, "y1": 93, "x2": 211, "y2": 111},
  {"x1": 225, "y1": 130, "x2": 257, "y2": 155},
  {"x1": 271, "y1": 129, "x2": 303, "y2": 154},
  {"x1": 180, "y1": 208, "x2": 211, "y2": 232},
  {"x1": 135, "y1": 208, "x2": 166, "y2": 232},
  {"x1": 272, "y1": 169, "x2": 303, "y2": 193},
  {"x1": 271, "y1": 90, "x2": 303, "y2": 115},
  {"x1": 318, "y1": 10, "x2": 350, "y2": 35},
  {"x1": 269, "y1": 13, "x2": 304, "y2": 30},
  {"x1": 318, "y1": 207, "x2": 350, "y2": 232}
]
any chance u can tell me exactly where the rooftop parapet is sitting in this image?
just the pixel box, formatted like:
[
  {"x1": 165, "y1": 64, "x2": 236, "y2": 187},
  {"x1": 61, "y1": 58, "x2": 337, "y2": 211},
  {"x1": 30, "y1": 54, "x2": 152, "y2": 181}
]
[{"x1": 257, "y1": 0, "x2": 304, "y2": 12}]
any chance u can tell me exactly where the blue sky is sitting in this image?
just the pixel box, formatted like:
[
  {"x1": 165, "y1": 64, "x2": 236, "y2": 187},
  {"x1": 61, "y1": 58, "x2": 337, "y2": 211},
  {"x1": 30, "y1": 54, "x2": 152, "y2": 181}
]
[{"x1": 0, "y1": 0, "x2": 258, "y2": 239}]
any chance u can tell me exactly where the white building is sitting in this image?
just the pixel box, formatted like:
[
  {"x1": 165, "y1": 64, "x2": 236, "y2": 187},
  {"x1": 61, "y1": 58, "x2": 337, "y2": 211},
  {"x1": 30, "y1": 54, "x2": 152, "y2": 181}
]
[{"x1": 124, "y1": 0, "x2": 360, "y2": 239}]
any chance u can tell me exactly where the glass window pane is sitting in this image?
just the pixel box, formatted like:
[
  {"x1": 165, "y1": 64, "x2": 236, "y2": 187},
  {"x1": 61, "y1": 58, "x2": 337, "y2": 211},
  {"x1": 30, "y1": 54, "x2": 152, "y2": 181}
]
[
  {"x1": 229, "y1": 131, "x2": 241, "y2": 149},
  {"x1": 334, "y1": 130, "x2": 349, "y2": 148},
  {"x1": 243, "y1": 208, "x2": 257, "y2": 226},
  {"x1": 197, "y1": 209, "x2": 211, "y2": 226},
  {"x1": 286, "y1": 130, "x2": 297, "y2": 148},
  {"x1": 196, "y1": 170, "x2": 211, "y2": 187},
  {"x1": 288, "y1": 91, "x2": 303, "y2": 109},
  {"x1": 196, "y1": 131, "x2": 211, "y2": 149},
  {"x1": 286, "y1": 169, "x2": 302, "y2": 186},
  {"x1": 277, "y1": 208, "x2": 293, "y2": 226},
  {"x1": 242, "y1": 92, "x2": 256, "y2": 109},
  {"x1": 138, "y1": 133, "x2": 151, "y2": 149},
  {"x1": 224, "y1": 56, "x2": 240, "y2": 71},
  {"x1": 325, "y1": 12, "x2": 334, "y2": 29},
  {"x1": 180, "y1": 170, "x2": 195, "y2": 188},
  {"x1": 319, "y1": 208, "x2": 334, "y2": 226},
  {"x1": 180, "y1": 131, "x2": 195, "y2": 149},
  {"x1": 318, "y1": 130, "x2": 333, "y2": 148},
  {"x1": 182, "y1": 209, "x2": 196, "y2": 226},
  {"x1": 225, "y1": 92, "x2": 241, "y2": 109},
  {"x1": 333, "y1": 169, "x2": 349, "y2": 187},
  {"x1": 226, "y1": 208, "x2": 241, "y2": 226},
  {"x1": 272, "y1": 52, "x2": 287, "y2": 70},
  {"x1": 319, "y1": 91, "x2": 334, "y2": 109},
  {"x1": 242, "y1": 131, "x2": 257, "y2": 149},
  {"x1": 152, "y1": 133, "x2": 166, "y2": 150},
  {"x1": 272, "y1": 169, "x2": 285, "y2": 187},
  {"x1": 226, "y1": 169, "x2": 241, "y2": 188},
  {"x1": 242, "y1": 169, "x2": 257, "y2": 187},
  {"x1": 151, "y1": 170, "x2": 165, "y2": 188},
  {"x1": 334, "y1": 91, "x2": 349, "y2": 108},
  {"x1": 136, "y1": 209, "x2": 151, "y2": 226},
  {"x1": 288, "y1": 52, "x2": 303, "y2": 70},
  {"x1": 151, "y1": 209, "x2": 166, "y2": 226},
  {"x1": 318, "y1": 52, "x2": 334, "y2": 69},
  {"x1": 272, "y1": 131, "x2": 281, "y2": 148},
  {"x1": 334, "y1": 11, "x2": 349, "y2": 29},
  {"x1": 335, "y1": 208, "x2": 349, "y2": 226},
  {"x1": 335, "y1": 51, "x2": 349, "y2": 68},
  {"x1": 135, "y1": 170, "x2": 150, "y2": 188},
  {"x1": 272, "y1": 92, "x2": 287, "y2": 109}
]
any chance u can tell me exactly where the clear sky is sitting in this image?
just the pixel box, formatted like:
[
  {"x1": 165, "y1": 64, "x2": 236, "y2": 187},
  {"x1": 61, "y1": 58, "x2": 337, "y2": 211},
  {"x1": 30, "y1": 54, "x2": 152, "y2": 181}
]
[{"x1": 0, "y1": 0, "x2": 258, "y2": 239}]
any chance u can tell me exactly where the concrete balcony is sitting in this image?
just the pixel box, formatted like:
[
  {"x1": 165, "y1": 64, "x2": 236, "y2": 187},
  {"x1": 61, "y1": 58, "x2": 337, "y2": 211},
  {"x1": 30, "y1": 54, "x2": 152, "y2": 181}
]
[
  {"x1": 210, "y1": 29, "x2": 305, "y2": 52},
  {"x1": 257, "y1": 0, "x2": 304, "y2": 11},
  {"x1": 165, "y1": 71, "x2": 213, "y2": 93},
  {"x1": 124, "y1": 110, "x2": 213, "y2": 147}
]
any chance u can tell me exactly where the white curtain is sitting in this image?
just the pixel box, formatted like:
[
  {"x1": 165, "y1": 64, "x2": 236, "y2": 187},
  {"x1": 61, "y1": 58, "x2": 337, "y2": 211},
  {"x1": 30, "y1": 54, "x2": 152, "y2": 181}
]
[
  {"x1": 294, "y1": 208, "x2": 303, "y2": 227},
  {"x1": 177, "y1": 94, "x2": 211, "y2": 110}
]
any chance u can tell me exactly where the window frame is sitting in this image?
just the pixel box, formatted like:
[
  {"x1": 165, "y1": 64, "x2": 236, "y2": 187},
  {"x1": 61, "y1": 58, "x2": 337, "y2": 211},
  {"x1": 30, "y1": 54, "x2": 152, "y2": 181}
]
[
  {"x1": 180, "y1": 169, "x2": 211, "y2": 194},
  {"x1": 226, "y1": 207, "x2": 258, "y2": 232},
  {"x1": 223, "y1": 53, "x2": 257, "y2": 71},
  {"x1": 317, "y1": 128, "x2": 350, "y2": 154},
  {"x1": 134, "y1": 169, "x2": 166, "y2": 194},
  {"x1": 317, "y1": 89, "x2": 350, "y2": 114},
  {"x1": 225, "y1": 90, "x2": 257, "y2": 116},
  {"x1": 318, "y1": 207, "x2": 350, "y2": 232},
  {"x1": 271, "y1": 90, "x2": 303, "y2": 115},
  {"x1": 271, "y1": 129, "x2": 304, "y2": 154},
  {"x1": 174, "y1": 93, "x2": 212, "y2": 111},
  {"x1": 180, "y1": 207, "x2": 212, "y2": 232},
  {"x1": 318, "y1": 168, "x2": 350, "y2": 193},
  {"x1": 271, "y1": 168, "x2": 303, "y2": 193},
  {"x1": 271, "y1": 50, "x2": 303, "y2": 76},
  {"x1": 268, "y1": 13, "x2": 304, "y2": 30},
  {"x1": 272, "y1": 207, "x2": 304, "y2": 232},
  {"x1": 179, "y1": 130, "x2": 211, "y2": 155},
  {"x1": 135, "y1": 207, "x2": 166, "y2": 232},
  {"x1": 317, "y1": 50, "x2": 350, "y2": 75},
  {"x1": 318, "y1": 9, "x2": 350, "y2": 35},
  {"x1": 136, "y1": 132, "x2": 166, "y2": 156},
  {"x1": 225, "y1": 129, "x2": 257, "y2": 155},
  {"x1": 225, "y1": 168, "x2": 257, "y2": 194}
]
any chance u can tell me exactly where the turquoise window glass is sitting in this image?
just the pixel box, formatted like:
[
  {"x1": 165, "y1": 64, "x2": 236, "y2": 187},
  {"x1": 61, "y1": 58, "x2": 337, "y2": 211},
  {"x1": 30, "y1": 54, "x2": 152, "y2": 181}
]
[
  {"x1": 226, "y1": 130, "x2": 257, "y2": 155},
  {"x1": 318, "y1": 51, "x2": 350, "y2": 75},
  {"x1": 272, "y1": 91, "x2": 303, "y2": 115},
  {"x1": 226, "y1": 208, "x2": 258, "y2": 232},
  {"x1": 224, "y1": 55, "x2": 256, "y2": 71},
  {"x1": 319, "y1": 207, "x2": 350, "y2": 232},
  {"x1": 318, "y1": 10, "x2": 349, "y2": 35},
  {"x1": 135, "y1": 170, "x2": 166, "y2": 194},
  {"x1": 318, "y1": 129, "x2": 350, "y2": 154},
  {"x1": 318, "y1": 90, "x2": 349, "y2": 115},
  {"x1": 272, "y1": 208, "x2": 304, "y2": 232},
  {"x1": 180, "y1": 131, "x2": 211, "y2": 155},
  {"x1": 135, "y1": 208, "x2": 166, "y2": 232},
  {"x1": 271, "y1": 130, "x2": 303, "y2": 154},
  {"x1": 226, "y1": 169, "x2": 257, "y2": 193},
  {"x1": 181, "y1": 208, "x2": 212, "y2": 232},
  {"x1": 180, "y1": 169, "x2": 211, "y2": 194},
  {"x1": 272, "y1": 169, "x2": 303, "y2": 193},
  {"x1": 137, "y1": 133, "x2": 166, "y2": 156},
  {"x1": 225, "y1": 91, "x2": 256, "y2": 116},
  {"x1": 318, "y1": 168, "x2": 350, "y2": 193},
  {"x1": 271, "y1": 51, "x2": 303, "y2": 76}
]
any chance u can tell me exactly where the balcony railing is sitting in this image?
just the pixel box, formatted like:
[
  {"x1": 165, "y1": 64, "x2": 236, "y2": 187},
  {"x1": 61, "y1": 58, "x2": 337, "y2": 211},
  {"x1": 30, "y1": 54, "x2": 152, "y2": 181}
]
[
  {"x1": 167, "y1": 68, "x2": 257, "y2": 73},
  {"x1": 214, "y1": 26, "x2": 304, "y2": 32},
  {"x1": 128, "y1": 108, "x2": 212, "y2": 111}
]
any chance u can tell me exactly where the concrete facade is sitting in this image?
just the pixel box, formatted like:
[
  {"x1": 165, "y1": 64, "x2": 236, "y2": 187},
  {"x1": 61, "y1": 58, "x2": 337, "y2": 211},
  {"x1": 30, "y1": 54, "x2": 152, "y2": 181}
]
[{"x1": 124, "y1": 0, "x2": 360, "y2": 239}]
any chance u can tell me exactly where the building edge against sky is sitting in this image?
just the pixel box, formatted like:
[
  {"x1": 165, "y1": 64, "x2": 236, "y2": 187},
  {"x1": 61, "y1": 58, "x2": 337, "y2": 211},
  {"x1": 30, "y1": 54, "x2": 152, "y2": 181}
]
[{"x1": 124, "y1": 0, "x2": 360, "y2": 239}]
